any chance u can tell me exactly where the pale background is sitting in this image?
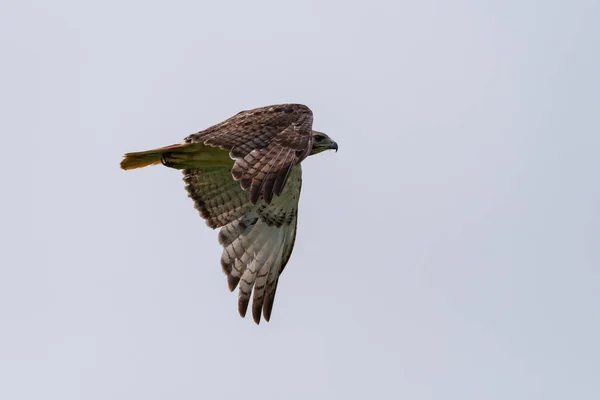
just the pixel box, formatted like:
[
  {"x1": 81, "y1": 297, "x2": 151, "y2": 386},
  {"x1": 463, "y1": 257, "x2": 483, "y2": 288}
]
[{"x1": 2, "y1": 0, "x2": 599, "y2": 399}]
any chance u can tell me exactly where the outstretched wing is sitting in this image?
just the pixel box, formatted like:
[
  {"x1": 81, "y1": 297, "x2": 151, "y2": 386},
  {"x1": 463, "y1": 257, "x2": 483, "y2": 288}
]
[
  {"x1": 183, "y1": 164, "x2": 302, "y2": 324},
  {"x1": 185, "y1": 104, "x2": 313, "y2": 204}
]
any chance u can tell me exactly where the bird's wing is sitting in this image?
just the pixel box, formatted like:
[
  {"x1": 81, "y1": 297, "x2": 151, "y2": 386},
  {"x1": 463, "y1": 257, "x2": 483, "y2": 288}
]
[
  {"x1": 183, "y1": 164, "x2": 302, "y2": 324},
  {"x1": 185, "y1": 104, "x2": 313, "y2": 204}
]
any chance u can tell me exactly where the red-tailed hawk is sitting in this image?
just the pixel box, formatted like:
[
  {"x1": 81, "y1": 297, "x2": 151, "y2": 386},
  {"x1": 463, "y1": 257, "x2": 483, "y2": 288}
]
[{"x1": 121, "y1": 104, "x2": 338, "y2": 323}]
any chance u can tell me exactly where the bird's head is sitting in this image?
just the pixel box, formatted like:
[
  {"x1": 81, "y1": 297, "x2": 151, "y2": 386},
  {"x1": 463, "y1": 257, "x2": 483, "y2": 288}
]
[{"x1": 309, "y1": 131, "x2": 338, "y2": 156}]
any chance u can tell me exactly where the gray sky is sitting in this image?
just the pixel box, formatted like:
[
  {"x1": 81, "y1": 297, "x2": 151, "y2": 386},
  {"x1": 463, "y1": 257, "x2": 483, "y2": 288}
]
[{"x1": 2, "y1": 0, "x2": 599, "y2": 399}]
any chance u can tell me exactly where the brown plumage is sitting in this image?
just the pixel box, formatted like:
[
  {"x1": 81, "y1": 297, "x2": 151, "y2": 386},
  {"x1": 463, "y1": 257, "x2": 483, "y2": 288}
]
[
  {"x1": 184, "y1": 104, "x2": 314, "y2": 204},
  {"x1": 121, "y1": 104, "x2": 338, "y2": 323}
]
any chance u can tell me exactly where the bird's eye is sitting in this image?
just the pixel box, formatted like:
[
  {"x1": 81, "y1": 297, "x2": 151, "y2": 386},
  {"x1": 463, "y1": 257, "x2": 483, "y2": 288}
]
[{"x1": 315, "y1": 136, "x2": 324, "y2": 142}]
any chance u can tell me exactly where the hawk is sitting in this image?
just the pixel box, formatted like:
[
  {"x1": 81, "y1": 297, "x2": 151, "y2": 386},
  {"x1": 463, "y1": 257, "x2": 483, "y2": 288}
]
[{"x1": 120, "y1": 104, "x2": 338, "y2": 323}]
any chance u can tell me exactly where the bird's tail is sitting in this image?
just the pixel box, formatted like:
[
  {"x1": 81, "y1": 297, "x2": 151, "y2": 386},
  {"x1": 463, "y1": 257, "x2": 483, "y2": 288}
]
[{"x1": 120, "y1": 142, "x2": 232, "y2": 170}]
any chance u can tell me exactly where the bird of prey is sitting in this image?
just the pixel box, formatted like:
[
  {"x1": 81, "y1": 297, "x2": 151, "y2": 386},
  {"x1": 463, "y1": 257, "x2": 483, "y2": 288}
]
[{"x1": 120, "y1": 104, "x2": 338, "y2": 324}]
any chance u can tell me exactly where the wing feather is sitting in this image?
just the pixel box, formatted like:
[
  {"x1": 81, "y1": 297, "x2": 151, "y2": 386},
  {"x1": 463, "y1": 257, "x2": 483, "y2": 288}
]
[
  {"x1": 183, "y1": 163, "x2": 303, "y2": 323},
  {"x1": 238, "y1": 225, "x2": 283, "y2": 319},
  {"x1": 264, "y1": 216, "x2": 298, "y2": 321},
  {"x1": 185, "y1": 104, "x2": 313, "y2": 203},
  {"x1": 251, "y1": 228, "x2": 287, "y2": 323}
]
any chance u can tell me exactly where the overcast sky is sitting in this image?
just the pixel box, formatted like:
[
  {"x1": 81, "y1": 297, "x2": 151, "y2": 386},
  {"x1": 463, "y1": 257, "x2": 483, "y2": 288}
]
[{"x1": 2, "y1": 0, "x2": 599, "y2": 399}]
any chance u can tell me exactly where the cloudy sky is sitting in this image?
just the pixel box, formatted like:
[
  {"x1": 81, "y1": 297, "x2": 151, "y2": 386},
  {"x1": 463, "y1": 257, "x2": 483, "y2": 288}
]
[{"x1": 2, "y1": 0, "x2": 599, "y2": 399}]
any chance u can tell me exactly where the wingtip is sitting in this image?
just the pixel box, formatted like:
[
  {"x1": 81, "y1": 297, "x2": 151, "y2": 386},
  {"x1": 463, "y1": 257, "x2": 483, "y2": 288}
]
[
  {"x1": 238, "y1": 298, "x2": 249, "y2": 318},
  {"x1": 252, "y1": 304, "x2": 263, "y2": 325},
  {"x1": 227, "y1": 275, "x2": 239, "y2": 292}
]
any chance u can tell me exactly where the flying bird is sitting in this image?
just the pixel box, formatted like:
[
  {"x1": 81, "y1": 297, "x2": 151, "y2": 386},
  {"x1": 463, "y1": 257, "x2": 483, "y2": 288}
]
[{"x1": 120, "y1": 104, "x2": 338, "y2": 323}]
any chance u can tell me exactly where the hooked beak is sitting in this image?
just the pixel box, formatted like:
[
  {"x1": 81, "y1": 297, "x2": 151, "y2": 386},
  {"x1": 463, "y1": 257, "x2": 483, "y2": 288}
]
[{"x1": 329, "y1": 141, "x2": 338, "y2": 152}]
